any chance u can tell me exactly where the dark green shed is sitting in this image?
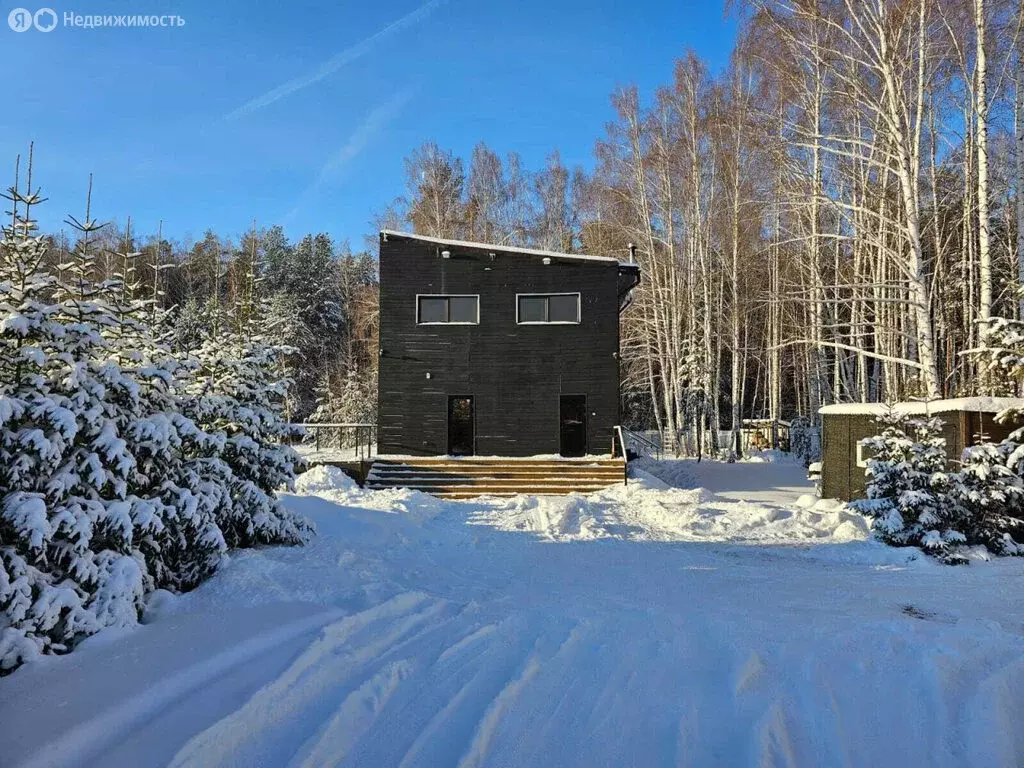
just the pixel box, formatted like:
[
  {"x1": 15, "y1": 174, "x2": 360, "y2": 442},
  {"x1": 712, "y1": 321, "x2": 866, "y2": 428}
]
[{"x1": 819, "y1": 398, "x2": 1024, "y2": 502}]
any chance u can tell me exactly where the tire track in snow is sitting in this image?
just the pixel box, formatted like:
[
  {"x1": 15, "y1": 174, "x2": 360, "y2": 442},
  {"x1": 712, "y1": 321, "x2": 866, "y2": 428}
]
[
  {"x1": 456, "y1": 657, "x2": 542, "y2": 768},
  {"x1": 397, "y1": 665, "x2": 493, "y2": 768},
  {"x1": 19, "y1": 607, "x2": 350, "y2": 768},
  {"x1": 393, "y1": 614, "x2": 557, "y2": 767},
  {"x1": 292, "y1": 659, "x2": 415, "y2": 767},
  {"x1": 169, "y1": 592, "x2": 449, "y2": 768},
  {"x1": 436, "y1": 624, "x2": 497, "y2": 665},
  {"x1": 457, "y1": 623, "x2": 585, "y2": 768}
]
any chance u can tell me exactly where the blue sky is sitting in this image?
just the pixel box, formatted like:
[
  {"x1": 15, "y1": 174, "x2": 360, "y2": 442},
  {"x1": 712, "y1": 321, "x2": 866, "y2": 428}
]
[{"x1": 1, "y1": 0, "x2": 737, "y2": 251}]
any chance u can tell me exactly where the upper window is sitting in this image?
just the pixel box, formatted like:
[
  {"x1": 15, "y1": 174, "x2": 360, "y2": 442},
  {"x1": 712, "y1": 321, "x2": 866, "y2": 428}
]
[
  {"x1": 416, "y1": 295, "x2": 479, "y2": 325},
  {"x1": 516, "y1": 293, "x2": 580, "y2": 324}
]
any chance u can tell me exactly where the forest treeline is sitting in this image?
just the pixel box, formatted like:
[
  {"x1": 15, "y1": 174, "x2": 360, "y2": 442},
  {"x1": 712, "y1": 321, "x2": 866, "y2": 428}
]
[
  {"x1": 26, "y1": 0, "x2": 1024, "y2": 449},
  {"x1": 39, "y1": 221, "x2": 380, "y2": 425},
  {"x1": 377, "y1": 0, "x2": 1024, "y2": 452}
]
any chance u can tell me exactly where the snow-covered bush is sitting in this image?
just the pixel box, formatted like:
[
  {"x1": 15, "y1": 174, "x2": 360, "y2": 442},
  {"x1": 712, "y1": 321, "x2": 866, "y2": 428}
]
[
  {"x1": 958, "y1": 309, "x2": 1024, "y2": 554},
  {"x1": 851, "y1": 410, "x2": 968, "y2": 564},
  {"x1": 853, "y1": 407, "x2": 1024, "y2": 564},
  {"x1": 953, "y1": 437, "x2": 1024, "y2": 556},
  {"x1": 0, "y1": 159, "x2": 309, "y2": 673}
]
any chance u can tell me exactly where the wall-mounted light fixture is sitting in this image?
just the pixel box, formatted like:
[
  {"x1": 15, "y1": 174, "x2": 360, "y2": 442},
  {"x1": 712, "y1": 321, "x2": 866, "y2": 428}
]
[
  {"x1": 542, "y1": 257, "x2": 551, "y2": 265},
  {"x1": 425, "y1": 372, "x2": 432, "y2": 380},
  {"x1": 441, "y1": 250, "x2": 451, "y2": 259}
]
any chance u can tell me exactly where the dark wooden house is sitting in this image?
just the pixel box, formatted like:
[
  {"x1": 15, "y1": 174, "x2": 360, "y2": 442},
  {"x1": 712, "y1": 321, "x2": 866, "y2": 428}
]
[
  {"x1": 819, "y1": 398, "x2": 1024, "y2": 502},
  {"x1": 377, "y1": 231, "x2": 640, "y2": 458}
]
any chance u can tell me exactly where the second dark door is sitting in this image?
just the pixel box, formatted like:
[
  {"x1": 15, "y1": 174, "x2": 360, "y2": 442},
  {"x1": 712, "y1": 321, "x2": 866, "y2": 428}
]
[
  {"x1": 559, "y1": 395, "x2": 587, "y2": 457},
  {"x1": 447, "y1": 396, "x2": 474, "y2": 456}
]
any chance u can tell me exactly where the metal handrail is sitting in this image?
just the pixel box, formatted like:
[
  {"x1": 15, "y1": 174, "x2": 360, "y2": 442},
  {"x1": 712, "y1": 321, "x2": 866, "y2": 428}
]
[
  {"x1": 292, "y1": 422, "x2": 375, "y2": 428},
  {"x1": 612, "y1": 425, "x2": 628, "y2": 485},
  {"x1": 291, "y1": 422, "x2": 377, "y2": 461},
  {"x1": 621, "y1": 427, "x2": 662, "y2": 460}
]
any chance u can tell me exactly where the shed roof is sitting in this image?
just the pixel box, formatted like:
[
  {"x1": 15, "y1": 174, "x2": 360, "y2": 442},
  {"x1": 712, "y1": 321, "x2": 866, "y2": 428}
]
[
  {"x1": 380, "y1": 230, "x2": 638, "y2": 268},
  {"x1": 818, "y1": 397, "x2": 1024, "y2": 417}
]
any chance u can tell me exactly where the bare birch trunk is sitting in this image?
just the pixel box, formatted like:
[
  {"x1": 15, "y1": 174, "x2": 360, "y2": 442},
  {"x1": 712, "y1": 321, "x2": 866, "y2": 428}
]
[
  {"x1": 976, "y1": 0, "x2": 993, "y2": 340},
  {"x1": 1018, "y1": 49, "x2": 1024, "y2": 317}
]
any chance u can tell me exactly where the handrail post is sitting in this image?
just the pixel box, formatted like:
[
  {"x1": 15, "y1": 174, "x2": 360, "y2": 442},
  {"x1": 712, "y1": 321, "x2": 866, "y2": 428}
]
[{"x1": 613, "y1": 425, "x2": 627, "y2": 486}]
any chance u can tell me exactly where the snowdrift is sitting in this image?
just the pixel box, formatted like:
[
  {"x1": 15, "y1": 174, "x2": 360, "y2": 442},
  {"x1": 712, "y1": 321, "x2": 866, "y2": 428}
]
[{"x1": 4, "y1": 459, "x2": 1024, "y2": 767}]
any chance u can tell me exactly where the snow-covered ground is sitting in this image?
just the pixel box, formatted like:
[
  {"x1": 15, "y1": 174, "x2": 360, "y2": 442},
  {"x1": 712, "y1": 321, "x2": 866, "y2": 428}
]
[{"x1": 5, "y1": 458, "x2": 1024, "y2": 767}]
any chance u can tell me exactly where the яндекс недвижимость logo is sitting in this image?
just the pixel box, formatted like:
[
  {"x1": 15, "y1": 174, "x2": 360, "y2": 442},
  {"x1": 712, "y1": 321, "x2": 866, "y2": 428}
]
[
  {"x1": 8, "y1": 8, "x2": 183, "y2": 31},
  {"x1": 8, "y1": 7, "x2": 56, "y2": 31}
]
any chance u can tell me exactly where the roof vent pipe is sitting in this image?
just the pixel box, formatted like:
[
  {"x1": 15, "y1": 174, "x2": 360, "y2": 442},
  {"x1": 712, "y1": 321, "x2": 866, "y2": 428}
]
[{"x1": 627, "y1": 243, "x2": 636, "y2": 263}]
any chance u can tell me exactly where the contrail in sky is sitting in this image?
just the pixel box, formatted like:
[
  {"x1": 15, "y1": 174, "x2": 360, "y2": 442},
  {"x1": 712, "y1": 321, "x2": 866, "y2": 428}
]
[
  {"x1": 285, "y1": 88, "x2": 414, "y2": 222},
  {"x1": 225, "y1": 0, "x2": 446, "y2": 120},
  {"x1": 315, "y1": 89, "x2": 414, "y2": 182}
]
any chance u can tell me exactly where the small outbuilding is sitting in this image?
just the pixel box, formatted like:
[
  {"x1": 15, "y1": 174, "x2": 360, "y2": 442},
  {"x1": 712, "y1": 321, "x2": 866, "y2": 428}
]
[
  {"x1": 818, "y1": 397, "x2": 1024, "y2": 502},
  {"x1": 741, "y1": 419, "x2": 791, "y2": 452}
]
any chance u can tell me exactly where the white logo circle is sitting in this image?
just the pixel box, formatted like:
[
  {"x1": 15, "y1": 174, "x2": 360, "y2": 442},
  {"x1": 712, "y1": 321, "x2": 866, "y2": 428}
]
[
  {"x1": 8, "y1": 7, "x2": 33, "y2": 31},
  {"x1": 34, "y1": 8, "x2": 57, "y2": 31}
]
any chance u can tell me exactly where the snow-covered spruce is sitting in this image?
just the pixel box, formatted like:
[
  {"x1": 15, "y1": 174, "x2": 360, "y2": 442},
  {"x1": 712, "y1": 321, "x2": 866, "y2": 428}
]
[
  {"x1": 851, "y1": 410, "x2": 968, "y2": 564},
  {"x1": 852, "y1": 408, "x2": 1024, "y2": 563},
  {"x1": 180, "y1": 332, "x2": 310, "y2": 548},
  {"x1": 0, "y1": 170, "x2": 308, "y2": 672},
  {"x1": 954, "y1": 437, "x2": 1024, "y2": 556}
]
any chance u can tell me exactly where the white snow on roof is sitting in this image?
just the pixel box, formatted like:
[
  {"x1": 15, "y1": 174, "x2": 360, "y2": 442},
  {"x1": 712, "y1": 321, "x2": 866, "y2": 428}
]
[
  {"x1": 819, "y1": 397, "x2": 1024, "y2": 416},
  {"x1": 381, "y1": 230, "x2": 635, "y2": 266}
]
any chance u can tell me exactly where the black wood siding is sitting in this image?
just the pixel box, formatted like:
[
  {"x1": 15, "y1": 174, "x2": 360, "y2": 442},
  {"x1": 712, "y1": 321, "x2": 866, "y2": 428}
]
[
  {"x1": 378, "y1": 234, "x2": 623, "y2": 456},
  {"x1": 821, "y1": 410, "x2": 1024, "y2": 501}
]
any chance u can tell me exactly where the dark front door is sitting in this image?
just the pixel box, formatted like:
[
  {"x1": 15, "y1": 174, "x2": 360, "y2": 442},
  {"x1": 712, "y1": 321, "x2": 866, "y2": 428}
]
[
  {"x1": 447, "y1": 396, "x2": 474, "y2": 456},
  {"x1": 559, "y1": 395, "x2": 587, "y2": 457}
]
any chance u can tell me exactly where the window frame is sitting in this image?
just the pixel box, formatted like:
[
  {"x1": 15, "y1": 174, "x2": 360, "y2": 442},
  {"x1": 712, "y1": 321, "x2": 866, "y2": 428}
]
[
  {"x1": 515, "y1": 292, "x2": 581, "y2": 325},
  {"x1": 856, "y1": 442, "x2": 872, "y2": 468},
  {"x1": 415, "y1": 294, "x2": 480, "y2": 326}
]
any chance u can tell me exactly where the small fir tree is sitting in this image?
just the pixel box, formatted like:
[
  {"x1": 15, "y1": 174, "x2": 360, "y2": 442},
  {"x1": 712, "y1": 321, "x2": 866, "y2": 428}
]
[
  {"x1": 1, "y1": 155, "x2": 310, "y2": 673},
  {"x1": 954, "y1": 439, "x2": 1024, "y2": 556},
  {"x1": 851, "y1": 409, "x2": 968, "y2": 564},
  {"x1": 177, "y1": 230, "x2": 309, "y2": 548},
  {"x1": 1, "y1": 161, "x2": 151, "y2": 668}
]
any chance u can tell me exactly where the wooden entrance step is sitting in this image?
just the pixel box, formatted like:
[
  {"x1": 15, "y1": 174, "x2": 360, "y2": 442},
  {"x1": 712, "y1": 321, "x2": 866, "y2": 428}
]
[{"x1": 365, "y1": 456, "x2": 626, "y2": 498}]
